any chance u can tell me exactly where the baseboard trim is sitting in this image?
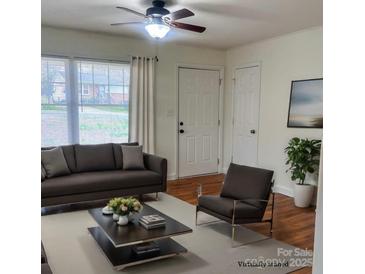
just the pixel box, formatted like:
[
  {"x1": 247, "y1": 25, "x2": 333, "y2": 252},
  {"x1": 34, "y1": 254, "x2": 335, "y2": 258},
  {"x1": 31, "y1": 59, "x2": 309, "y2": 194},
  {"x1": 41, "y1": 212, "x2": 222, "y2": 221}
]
[
  {"x1": 167, "y1": 173, "x2": 177, "y2": 181},
  {"x1": 273, "y1": 185, "x2": 294, "y2": 197}
]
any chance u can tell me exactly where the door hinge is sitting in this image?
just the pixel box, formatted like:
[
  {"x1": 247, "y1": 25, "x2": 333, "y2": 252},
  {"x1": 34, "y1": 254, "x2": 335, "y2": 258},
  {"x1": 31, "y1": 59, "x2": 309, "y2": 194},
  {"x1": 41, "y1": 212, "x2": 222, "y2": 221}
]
[
  {"x1": 217, "y1": 158, "x2": 220, "y2": 164},
  {"x1": 219, "y1": 79, "x2": 222, "y2": 85},
  {"x1": 218, "y1": 119, "x2": 220, "y2": 126}
]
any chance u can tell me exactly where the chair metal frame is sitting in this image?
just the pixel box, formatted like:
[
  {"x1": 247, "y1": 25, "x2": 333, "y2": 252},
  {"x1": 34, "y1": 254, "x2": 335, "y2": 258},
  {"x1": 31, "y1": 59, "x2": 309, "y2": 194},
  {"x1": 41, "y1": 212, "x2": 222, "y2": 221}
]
[{"x1": 195, "y1": 181, "x2": 275, "y2": 247}]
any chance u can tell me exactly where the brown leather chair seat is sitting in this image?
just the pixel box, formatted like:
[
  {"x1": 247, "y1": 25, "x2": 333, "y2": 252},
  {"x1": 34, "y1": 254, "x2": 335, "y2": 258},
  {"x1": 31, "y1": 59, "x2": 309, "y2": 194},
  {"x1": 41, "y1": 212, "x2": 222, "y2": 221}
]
[
  {"x1": 42, "y1": 170, "x2": 161, "y2": 198},
  {"x1": 198, "y1": 195, "x2": 262, "y2": 219}
]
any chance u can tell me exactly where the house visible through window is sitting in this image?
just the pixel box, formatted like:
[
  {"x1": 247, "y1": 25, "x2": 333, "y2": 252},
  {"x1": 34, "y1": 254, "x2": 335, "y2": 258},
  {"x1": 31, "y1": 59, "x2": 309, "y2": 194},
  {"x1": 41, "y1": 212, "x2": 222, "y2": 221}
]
[{"x1": 41, "y1": 57, "x2": 130, "y2": 146}]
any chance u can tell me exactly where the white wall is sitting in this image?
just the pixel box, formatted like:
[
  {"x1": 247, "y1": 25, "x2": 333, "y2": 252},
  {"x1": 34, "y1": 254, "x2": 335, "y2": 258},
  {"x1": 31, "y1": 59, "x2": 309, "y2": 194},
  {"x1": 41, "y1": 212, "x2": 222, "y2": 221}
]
[
  {"x1": 223, "y1": 27, "x2": 323, "y2": 195},
  {"x1": 41, "y1": 26, "x2": 226, "y2": 179}
]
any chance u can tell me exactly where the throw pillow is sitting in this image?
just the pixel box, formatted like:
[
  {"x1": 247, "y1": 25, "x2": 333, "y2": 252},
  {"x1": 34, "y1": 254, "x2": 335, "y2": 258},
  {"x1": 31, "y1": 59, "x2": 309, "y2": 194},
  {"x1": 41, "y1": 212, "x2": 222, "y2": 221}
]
[
  {"x1": 41, "y1": 147, "x2": 71, "y2": 178},
  {"x1": 121, "y1": 145, "x2": 145, "y2": 170}
]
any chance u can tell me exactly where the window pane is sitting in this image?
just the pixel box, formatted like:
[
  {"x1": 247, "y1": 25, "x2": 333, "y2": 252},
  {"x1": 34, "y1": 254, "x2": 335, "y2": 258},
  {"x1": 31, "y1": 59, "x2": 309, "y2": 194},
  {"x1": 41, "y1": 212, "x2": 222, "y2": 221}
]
[
  {"x1": 80, "y1": 63, "x2": 93, "y2": 84},
  {"x1": 93, "y1": 64, "x2": 108, "y2": 85},
  {"x1": 42, "y1": 105, "x2": 68, "y2": 146},
  {"x1": 48, "y1": 61, "x2": 65, "y2": 82},
  {"x1": 109, "y1": 66, "x2": 123, "y2": 85},
  {"x1": 79, "y1": 105, "x2": 129, "y2": 144},
  {"x1": 41, "y1": 58, "x2": 130, "y2": 147},
  {"x1": 110, "y1": 85, "x2": 127, "y2": 105},
  {"x1": 41, "y1": 58, "x2": 69, "y2": 147}
]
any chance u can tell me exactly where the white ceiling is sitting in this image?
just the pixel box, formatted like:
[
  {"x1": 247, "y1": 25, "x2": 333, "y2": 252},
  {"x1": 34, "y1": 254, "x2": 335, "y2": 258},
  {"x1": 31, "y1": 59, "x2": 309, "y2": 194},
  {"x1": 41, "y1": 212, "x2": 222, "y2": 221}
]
[{"x1": 42, "y1": 0, "x2": 323, "y2": 49}]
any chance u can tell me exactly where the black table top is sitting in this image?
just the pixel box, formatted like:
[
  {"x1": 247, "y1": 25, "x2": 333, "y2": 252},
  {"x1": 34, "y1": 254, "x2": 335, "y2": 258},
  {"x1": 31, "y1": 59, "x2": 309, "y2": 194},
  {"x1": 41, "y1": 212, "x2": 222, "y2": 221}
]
[{"x1": 88, "y1": 204, "x2": 192, "y2": 247}]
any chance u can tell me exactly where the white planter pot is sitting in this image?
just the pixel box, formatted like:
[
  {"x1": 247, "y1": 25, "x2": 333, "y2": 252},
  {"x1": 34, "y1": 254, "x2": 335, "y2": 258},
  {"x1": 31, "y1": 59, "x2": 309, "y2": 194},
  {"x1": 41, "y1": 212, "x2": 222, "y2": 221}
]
[
  {"x1": 117, "y1": 215, "x2": 129, "y2": 226},
  {"x1": 128, "y1": 213, "x2": 134, "y2": 222},
  {"x1": 294, "y1": 184, "x2": 315, "y2": 208},
  {"x1": 112, "y1": 213, "x2": 120, "y2": 221}
]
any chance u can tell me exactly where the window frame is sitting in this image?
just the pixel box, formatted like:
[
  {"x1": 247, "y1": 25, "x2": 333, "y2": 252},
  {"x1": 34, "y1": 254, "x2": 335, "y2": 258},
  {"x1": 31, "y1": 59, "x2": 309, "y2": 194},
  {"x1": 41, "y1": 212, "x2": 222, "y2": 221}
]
[{"x1": 41, "y1": 54, "x2": 130, "y2": 146}]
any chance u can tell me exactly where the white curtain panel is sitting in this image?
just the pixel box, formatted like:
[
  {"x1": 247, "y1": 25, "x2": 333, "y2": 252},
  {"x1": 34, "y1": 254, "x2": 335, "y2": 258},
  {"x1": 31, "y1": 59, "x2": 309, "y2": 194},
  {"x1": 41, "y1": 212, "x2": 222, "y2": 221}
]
[{"x1": 129, "y1": 56, "x2": 156, "y2": 153}]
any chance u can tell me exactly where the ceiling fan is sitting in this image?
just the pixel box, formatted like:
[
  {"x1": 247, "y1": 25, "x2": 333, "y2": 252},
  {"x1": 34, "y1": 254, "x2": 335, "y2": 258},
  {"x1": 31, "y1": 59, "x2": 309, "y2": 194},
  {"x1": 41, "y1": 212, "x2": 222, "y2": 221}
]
[{"x1": 111, "y1": 0, "x2": 206, "y2": 39}]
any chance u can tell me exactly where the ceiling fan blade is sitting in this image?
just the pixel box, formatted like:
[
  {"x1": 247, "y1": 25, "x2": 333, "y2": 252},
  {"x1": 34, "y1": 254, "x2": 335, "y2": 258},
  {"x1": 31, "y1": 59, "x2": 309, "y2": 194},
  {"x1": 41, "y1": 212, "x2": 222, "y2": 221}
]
[
  {"x1": 169, "y1": 21, "x2": 206, "y2": 33},
  {"x1": 116, "y1": 7, "x2": 147, "y2": 18},
  {"x1": 166, "y1": 8, "x2": 194, "y2": 21},
  {"x1": 111, "y1": 22, "x2": 145, "y2": 26}
]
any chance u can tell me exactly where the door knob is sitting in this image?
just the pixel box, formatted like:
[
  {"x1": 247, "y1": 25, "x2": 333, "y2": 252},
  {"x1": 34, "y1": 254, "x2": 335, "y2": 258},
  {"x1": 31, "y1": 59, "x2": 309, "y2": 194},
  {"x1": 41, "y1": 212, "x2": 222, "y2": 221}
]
[
  {"x1": 179, "y1": 129, "x2": 185, "y2": 134},
  {"x1": 250, "y1": 129, "x2": 256, "y2": 134}
]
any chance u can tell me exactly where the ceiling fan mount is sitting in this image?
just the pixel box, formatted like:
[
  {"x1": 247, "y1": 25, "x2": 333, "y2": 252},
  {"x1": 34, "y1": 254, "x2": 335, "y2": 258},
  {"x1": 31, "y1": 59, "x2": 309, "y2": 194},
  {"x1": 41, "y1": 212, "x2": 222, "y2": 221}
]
[
  {"x1": 146, "y1": 0, "x2": 169, "y2": 17},
  {"x1": 111, "y1": 0, "x2": 206, "y2": 39}
]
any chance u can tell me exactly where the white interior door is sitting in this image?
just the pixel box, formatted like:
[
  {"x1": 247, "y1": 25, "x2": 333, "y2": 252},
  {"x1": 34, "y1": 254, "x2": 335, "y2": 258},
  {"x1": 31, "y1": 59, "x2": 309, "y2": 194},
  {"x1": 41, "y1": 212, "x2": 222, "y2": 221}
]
[
  {"x1": 178, "y1": 68, "x2": 220, "y2": 177},
  {"x1": 232, "y1": 65, "x2": 260, "y2": 166}
]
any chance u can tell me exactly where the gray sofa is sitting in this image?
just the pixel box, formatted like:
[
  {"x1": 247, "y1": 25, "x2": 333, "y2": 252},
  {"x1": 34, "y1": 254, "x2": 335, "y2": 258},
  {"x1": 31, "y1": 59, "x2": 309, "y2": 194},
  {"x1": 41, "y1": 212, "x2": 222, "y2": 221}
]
[{"x1": 41, "y1": 143, "x2": 167, "y2": 207}]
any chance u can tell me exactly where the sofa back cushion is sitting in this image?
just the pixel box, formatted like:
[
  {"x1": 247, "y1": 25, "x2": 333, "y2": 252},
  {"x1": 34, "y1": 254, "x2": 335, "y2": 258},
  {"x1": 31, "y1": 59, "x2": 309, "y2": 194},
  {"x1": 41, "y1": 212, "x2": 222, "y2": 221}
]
[
  {"x1": 41, "y1": 147, "x2": 71, "y2": 178},
  {"x1": 75, "y1": 143, "x2": 115, "y2": 172},
  {"x1": 113, "y1": 142, "x2": 139, "y2": 169},
  {"x1": 61, "y1": 145, "x2": 77, "y2": 172}
]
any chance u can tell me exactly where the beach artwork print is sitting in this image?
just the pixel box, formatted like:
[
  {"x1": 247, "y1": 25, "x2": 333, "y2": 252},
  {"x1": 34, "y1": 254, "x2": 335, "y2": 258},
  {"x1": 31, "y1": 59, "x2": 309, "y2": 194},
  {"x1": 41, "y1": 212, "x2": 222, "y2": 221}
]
[{"x1": 287, "y1": 78, "x2": 323, "y2": 128}]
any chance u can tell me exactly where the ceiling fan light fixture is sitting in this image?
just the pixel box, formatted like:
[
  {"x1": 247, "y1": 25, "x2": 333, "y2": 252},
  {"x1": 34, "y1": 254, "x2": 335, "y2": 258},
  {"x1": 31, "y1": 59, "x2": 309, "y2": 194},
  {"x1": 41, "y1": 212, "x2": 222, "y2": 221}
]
[{"x1": 145, "y1": 23, "x2": 170, "y2": 39}]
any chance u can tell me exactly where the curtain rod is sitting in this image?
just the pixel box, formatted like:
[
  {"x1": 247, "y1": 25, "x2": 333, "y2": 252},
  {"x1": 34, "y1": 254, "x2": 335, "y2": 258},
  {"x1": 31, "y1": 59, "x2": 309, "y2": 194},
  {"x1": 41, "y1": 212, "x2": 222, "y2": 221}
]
[{"x1": 131, "y1": 56, "x2": 159, "y2": 62}]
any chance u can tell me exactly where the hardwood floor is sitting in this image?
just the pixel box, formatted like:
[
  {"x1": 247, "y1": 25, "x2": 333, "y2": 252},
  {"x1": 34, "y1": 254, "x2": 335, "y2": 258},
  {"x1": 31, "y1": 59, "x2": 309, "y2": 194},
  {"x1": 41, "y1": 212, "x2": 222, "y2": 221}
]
[{"x1": 166, "y1": 173, "x2": 315, "y2": 274}]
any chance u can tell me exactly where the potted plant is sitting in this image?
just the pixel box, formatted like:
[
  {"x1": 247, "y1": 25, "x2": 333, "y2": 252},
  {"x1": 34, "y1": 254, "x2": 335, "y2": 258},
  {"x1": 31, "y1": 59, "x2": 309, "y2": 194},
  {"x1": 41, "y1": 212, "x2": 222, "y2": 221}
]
[
  {"x1": 107, "y1": 197, "x2": 123, "y2": 221},
  {"x1": 107, "y1": 197, "x2": 143, "y2": 225},
  {"x1": 285, "y1": 137, "x2": 321, "y2": 207}
]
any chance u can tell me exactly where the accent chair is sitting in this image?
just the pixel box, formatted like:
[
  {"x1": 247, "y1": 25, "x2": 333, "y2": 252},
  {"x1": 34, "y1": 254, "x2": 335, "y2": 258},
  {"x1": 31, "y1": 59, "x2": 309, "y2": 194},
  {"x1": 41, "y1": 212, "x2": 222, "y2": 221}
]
[{"x1": 195, "y1": 163, "x2": 275, "y2": 247}]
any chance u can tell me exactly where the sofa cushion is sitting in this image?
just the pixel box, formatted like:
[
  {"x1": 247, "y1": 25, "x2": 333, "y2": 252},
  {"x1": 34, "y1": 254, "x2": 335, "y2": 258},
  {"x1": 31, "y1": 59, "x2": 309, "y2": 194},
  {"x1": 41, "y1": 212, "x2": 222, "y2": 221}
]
[
  {"x1": 113, "y1": 142, "x2": 139, "y2": 169},
  {"x1": 41, "y1": 170, "x2": 161, "y2": 198},
  {"x1": 122, "y1": 145, "x2": 145, "y2": 170},
  {"x1": 41, "y1": 147, "x2": 71, "y2": 178},
  {"x1": 75, "y1": 144, "x2": 115, "y2": 172},
  {"x1": 198, "y1": 195, "x2": 262, "y2": 219}
]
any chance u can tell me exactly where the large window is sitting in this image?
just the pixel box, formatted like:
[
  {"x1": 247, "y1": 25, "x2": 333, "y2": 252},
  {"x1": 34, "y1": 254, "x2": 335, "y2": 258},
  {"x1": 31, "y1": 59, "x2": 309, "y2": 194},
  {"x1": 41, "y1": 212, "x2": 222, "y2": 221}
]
[{"x1": 41, "y1": 57, "x2": 130, "y2": 146}]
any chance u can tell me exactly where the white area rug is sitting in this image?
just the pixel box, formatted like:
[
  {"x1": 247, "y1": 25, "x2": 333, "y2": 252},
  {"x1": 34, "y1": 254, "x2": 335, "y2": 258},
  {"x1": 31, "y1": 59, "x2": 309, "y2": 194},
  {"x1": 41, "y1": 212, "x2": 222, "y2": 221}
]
[{"x1": 42, "y1": 193, "x2": 310, "y2": 273}]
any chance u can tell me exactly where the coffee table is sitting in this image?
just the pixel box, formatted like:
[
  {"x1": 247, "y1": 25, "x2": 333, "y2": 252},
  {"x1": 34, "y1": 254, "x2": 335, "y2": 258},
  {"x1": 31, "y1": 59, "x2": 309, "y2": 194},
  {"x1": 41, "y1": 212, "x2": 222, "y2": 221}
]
[{"x1": 88, "y1": 204, "x2": 193, "y2": 270}]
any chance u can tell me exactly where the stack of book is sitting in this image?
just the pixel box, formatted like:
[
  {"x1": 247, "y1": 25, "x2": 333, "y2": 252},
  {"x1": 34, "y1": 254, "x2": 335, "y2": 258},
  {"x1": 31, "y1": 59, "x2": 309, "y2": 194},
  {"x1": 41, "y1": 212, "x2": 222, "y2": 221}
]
[
  {"x1": 138, "y1": 214, "x2": 166, "y2": 230},
  {"x1": 132, "y1": 242, "x2": 160, "y2": 256}
]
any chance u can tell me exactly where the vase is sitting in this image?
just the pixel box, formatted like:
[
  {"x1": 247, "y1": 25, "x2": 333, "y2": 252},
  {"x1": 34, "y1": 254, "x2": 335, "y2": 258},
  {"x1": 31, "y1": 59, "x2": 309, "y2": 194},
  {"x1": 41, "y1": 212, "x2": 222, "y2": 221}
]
[
  {"x1": 117, "y1": 215, "x2": 129, "y2": 226},
  {"x1": 112, "y1": 213, "x2": 120, "y2": 221},
  {"x1": 128, "y1": 212, "x2": 135, "y2": 222},
  {"x1": 294, "y1": 183, "x2": 315, "y2": 208}
]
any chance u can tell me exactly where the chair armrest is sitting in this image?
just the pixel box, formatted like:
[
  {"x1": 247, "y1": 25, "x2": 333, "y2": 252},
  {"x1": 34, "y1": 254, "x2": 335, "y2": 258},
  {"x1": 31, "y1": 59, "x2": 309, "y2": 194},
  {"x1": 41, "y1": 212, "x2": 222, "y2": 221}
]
[{"x1": 143, "y1": 153, "x2": 167, "y2": 191}]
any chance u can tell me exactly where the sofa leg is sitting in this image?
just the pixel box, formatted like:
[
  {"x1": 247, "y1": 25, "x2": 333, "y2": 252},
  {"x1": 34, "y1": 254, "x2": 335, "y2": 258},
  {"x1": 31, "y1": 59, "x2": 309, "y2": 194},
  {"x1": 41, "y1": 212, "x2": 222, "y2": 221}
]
[
  {"x1": 155, "y1": 192, "x2": 159, "y2": 201},
  {"x1": 138, "y1": 194, "x2": 144, "y2": 202}
]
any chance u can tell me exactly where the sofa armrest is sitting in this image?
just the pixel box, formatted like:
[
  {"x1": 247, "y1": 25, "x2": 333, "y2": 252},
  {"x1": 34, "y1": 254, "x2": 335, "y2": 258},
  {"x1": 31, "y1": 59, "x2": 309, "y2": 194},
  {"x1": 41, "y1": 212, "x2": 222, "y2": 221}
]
[{"x1": 143, "y1": 153, "x2": 167, "y2": 191}]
